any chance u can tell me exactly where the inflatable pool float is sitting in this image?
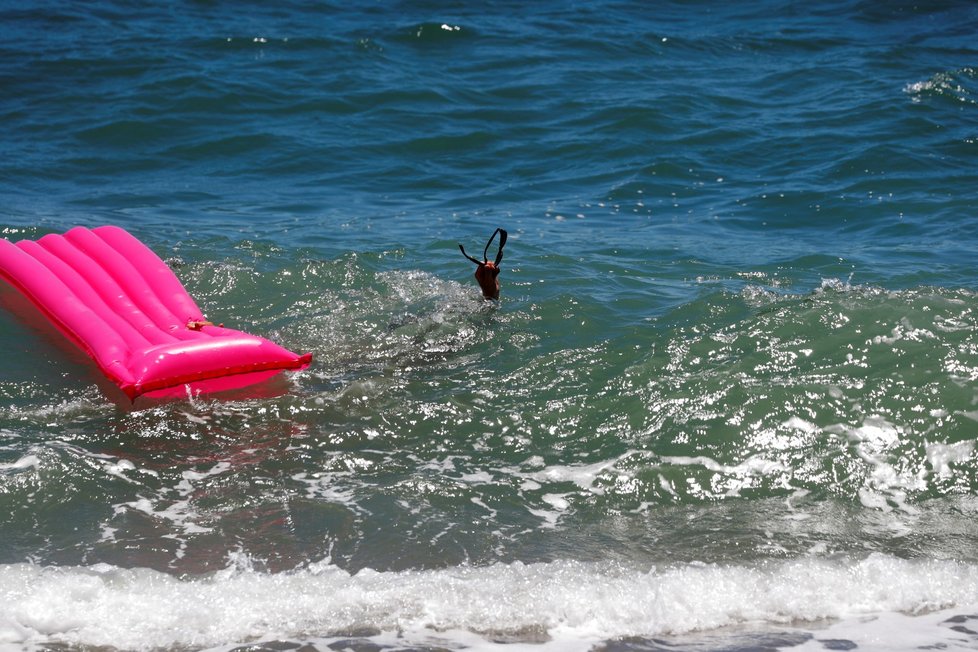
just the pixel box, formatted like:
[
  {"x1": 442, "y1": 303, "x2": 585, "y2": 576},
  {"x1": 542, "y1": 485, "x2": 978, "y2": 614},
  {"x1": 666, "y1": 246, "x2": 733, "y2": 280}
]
[{"x1": 0, "y1": 225, "x2": 312, "y2": 400}]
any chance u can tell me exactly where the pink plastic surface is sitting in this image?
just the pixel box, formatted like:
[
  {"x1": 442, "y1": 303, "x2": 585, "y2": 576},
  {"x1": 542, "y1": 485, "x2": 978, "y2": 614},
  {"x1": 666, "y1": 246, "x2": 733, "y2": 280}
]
[{"x1": 0, "y1": 226, "x2": 312, "y2": 400}]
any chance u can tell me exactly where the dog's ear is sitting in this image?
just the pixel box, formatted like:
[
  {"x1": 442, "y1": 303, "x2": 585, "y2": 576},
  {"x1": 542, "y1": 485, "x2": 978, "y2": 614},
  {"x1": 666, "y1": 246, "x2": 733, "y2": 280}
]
[
  {"x1": 493, "y1": 229, "x2": 507, "y2": 266},
  {"x1": 459, "y1": 243, "x2": 483, "y2": 266},
  {"x1": 483, "y1": 228, "x2": 507, "y2": 267}
]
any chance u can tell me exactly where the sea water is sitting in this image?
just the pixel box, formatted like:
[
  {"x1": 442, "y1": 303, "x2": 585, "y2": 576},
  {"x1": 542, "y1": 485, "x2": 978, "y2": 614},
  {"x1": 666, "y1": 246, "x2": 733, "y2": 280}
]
[{"x1": 2, "y1": 1, "x2": 978, "y2": 650}]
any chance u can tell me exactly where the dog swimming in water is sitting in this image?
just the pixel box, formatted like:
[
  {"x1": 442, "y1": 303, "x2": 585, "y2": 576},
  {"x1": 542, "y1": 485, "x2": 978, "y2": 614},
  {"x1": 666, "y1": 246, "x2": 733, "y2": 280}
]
[{"x1": 459, "y1": 228, "x2": 507, "y2": 300}]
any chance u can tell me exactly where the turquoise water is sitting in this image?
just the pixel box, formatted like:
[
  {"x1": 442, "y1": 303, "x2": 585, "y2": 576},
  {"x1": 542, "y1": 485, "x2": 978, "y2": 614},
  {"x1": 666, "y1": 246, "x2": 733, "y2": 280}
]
[{"x1": 3, "y1": 1, "x2": 978, "y2": 650}]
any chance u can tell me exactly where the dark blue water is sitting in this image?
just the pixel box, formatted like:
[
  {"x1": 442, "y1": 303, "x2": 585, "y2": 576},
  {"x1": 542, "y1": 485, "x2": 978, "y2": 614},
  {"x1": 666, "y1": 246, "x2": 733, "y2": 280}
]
[{"x1": 3, "y1": 2, "x2": 978, "y2": 650}]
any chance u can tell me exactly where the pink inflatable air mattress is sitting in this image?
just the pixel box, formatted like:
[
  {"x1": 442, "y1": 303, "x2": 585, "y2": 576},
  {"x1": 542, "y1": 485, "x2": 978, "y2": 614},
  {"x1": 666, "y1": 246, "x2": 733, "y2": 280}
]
[{"x1": 0, "y1": 225, "x2": 312, "y2": 400}]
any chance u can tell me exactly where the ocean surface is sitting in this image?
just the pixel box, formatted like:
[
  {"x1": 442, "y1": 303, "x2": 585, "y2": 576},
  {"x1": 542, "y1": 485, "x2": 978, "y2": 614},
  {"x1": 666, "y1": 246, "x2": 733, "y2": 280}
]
[{"x1": 3, "y1": 1, "x2": 978, "y2": 650}]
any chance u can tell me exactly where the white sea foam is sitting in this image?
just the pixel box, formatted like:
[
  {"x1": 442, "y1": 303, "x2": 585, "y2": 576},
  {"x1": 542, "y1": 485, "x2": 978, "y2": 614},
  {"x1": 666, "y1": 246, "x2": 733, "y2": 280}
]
[
  {"x1": 0, "y1": 454, "x2": 40, "y2": 472},
  {"x1": 1, "y1": 554, "x2": 976, "y2": 652},
  {"x1": 926, "y1": 440, "x2": 975, "y2": 478}
]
